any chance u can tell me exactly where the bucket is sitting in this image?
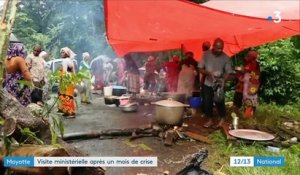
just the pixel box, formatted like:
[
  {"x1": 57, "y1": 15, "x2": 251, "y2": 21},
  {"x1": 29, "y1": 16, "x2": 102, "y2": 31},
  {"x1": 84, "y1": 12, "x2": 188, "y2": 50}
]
[
  {"x1": 103, "y1": 86, "x2": 113, "y2": 96},
  {"x1": 189, "y1": 97, "x2": 202, "y2": 108}
]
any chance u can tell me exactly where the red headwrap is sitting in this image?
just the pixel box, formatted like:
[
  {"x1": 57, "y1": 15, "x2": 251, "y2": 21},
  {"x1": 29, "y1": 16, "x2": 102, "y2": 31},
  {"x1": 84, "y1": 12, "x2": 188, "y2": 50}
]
[
  {"x1": 246, "y1": 51, "x2": 258, "y2": 62},
  {"x1": 172, "y1": 55, "x2": 180, "y2": 62}
]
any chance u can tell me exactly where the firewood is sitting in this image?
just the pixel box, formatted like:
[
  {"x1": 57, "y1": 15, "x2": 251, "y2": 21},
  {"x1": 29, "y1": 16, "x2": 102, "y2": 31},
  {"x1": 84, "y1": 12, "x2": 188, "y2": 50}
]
[
  {"x1": 220, "y1": 122, "x2": 236, "y2": 141},
  {"x1": 279, "y1": 126, "x2": 300, "y2": 140},
  {"x1": 184, "y1": 131, "x2": 212, "y2": 144},
  {"x1": 62, "y1": 128, "x2": 156, "y2": 141},
  {"x1": 1, "y1": 117, "x2": 17, "y2": 136}
]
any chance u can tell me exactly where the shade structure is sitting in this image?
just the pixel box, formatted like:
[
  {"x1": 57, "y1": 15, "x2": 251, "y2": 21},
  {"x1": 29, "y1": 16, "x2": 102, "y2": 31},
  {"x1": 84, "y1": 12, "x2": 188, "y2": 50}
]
[{"x1": 104, "y1": 0, "x2": 300, "y2": 60}]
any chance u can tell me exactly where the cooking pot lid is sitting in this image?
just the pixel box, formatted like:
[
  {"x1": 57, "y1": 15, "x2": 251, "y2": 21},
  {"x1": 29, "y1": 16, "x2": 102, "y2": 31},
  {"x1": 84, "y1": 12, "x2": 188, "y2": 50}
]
[
  {"x1": 154, "y1": 98, "x2": 186, "y2": 107},
  {"x1": 161, "y1": 92, "x2": 185, "y2": 95},
  {"x1": 229, "y1": 129, "x2": 275, "y2": 141}
]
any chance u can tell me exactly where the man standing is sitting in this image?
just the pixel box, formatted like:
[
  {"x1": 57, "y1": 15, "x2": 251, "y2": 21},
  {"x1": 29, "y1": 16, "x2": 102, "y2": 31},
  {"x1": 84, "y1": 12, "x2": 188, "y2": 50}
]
[
  {"x1": 199, "y1": 38, "x2": 232, "y2": 128},
  {"x1": 26, "y1": 45, "x2": 45, "y2": 105}
]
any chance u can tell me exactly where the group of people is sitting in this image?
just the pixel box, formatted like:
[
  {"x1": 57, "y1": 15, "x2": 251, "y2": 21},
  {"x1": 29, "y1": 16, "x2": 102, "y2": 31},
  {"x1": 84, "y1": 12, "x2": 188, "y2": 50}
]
[
  {"x1": 3, "y1": 43, "x2": 93, "y2": 119},
  {"x1": 3, "y1": 38, "x2": 260, "y2": 123},
  {"x1": 233, "y1": 50, "x2": 260, "y2": 118},
  {"x1": 4, "y1": 43, "x2": 48, "y2": 107},
  {"x1": 120, "y1": 38, "x2": 260, "y2": 128},
  {"x1": 199, "y1": 38, "x2": 260, "y2": 128}
]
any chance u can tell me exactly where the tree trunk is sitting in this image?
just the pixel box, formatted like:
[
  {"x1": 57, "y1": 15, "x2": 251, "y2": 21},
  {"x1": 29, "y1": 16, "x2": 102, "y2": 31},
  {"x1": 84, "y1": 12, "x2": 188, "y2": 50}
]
[
  {"x1": 0, "y1": 0, "x2": 18, "y2": 85},
  {"x1": 0, "y1": 88, "x2": 51, "y2": 142},
  {"x1": 0, "y1": 89, "x2": 105, "y2": 175}
]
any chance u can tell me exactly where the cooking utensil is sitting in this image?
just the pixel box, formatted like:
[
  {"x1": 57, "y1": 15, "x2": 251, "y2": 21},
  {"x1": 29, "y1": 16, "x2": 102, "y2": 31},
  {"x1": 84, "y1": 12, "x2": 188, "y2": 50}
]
[
  {"x1": 118, "y1": 94, "x2": 131, "y2": 106},
  {"x1": 103, "y1": 86, "x2": 113, "y2": 96},
  {"x1": 104, "y1": 96, "x2": 119, "y2": 105},
  {"x1": 160, "y1": 92, "x2": 186, "y2": 103},
  {"x1": 152, "y1": 98, "x2": 189, "y2": 125},
  {"x1": 119, "y1": 102, "x2": 138, "y2": 112},
  {"x1": 112, "y1": 85, "x2": 127, "y2": 96},
  {"x1": 229, "y1": 129, "x2": 275, "y2": 141},
  {"x1": 232, "y1": 117, "x2": 239, "y2": 130}
]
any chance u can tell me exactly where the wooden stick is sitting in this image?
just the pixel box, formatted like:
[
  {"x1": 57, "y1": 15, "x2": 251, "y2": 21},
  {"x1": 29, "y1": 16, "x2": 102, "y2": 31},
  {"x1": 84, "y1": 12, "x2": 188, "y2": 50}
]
[
  {"x1": 279, "y1": 126, "x2": 300, "y2": 140},
  {"x1": 184, "y1": 131, "x2": 212, "y2": 144}
]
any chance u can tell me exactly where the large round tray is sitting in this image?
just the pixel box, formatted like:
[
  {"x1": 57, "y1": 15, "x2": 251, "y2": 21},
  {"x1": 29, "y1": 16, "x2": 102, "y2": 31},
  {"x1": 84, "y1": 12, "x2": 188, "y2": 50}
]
[{"x1": 229, "y1": 129, "x2": 275, "y2": 141}]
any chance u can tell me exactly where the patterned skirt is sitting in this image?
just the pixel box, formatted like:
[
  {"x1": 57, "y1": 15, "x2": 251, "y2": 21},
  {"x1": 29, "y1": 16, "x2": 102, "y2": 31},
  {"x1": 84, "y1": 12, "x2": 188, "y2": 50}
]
[
  {"x1": 58, "y1": 86, "x2": 76, "y2": 115},
  {"x1": 4, "y1": 72, "x2": 32, "y2": 106},
  {"x1": 127, "y1": 73, "x2": 140, "y2": 94}
]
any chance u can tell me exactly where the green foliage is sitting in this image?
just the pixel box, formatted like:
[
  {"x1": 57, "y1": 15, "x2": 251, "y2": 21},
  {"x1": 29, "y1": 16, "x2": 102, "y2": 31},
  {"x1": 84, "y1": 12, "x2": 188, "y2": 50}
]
[
  {"x1": 257, "y1": 38, "x2": 300, "y2": 104},
  {"x1": 209, "y1": 131, "x2": 300, "y2": 175},
  {"x1": 49, "y1": 113, "x2": 64, "y2": 145},
  {"x1": 230, "y1": 37, "x2": 300, "y2": 105},
  {"x1": 13, "y1": 0, "x2": 114, "y2": 59},
  {"x1": 45, "y1": 69, "x2": 88, "y2": 145},
  {"x1": 49, "y1": 69, "x2": 89, "y2": 93},
  {"x1": 16, "y1": 69, "x2": 88, "y2": 145},
  {"x1": 19, "y1": 127, "x2": 44, "y2": 144},
  {"x1": 0, "y1": 117, "x2": 4, "y2": 125}
]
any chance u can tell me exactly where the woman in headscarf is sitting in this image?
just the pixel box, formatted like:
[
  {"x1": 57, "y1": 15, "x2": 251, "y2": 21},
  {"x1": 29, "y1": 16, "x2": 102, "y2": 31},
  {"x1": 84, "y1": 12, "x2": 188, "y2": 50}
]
[
  {"x1": 79, "y1": 52, "x2": 92, "y2": 104},
  {"x1": 124, "y1": 54, "x2": 140, "y2": 96},
  {"x1": 58, "y1": 47, "x2": 77, "y2": 118},
  {"x1": 243, "y1": 50, "x2": 260, "y2": 117},
  {"x1": 4, "y1": 43, "x2": 32, "y2": 106},
  {"x1": 163, "y1": 55, "x2": 180, "y2": 92}
]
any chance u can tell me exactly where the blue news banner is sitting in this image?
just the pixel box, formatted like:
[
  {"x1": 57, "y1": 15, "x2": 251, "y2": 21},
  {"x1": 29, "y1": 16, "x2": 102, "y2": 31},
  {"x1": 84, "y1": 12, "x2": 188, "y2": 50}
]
[
  {"x1": 4, "y1": 157, "x2": 158, "y2": 167},
  {"x1": 230, "y1": 156, "x2": 285, "y2": 167}
]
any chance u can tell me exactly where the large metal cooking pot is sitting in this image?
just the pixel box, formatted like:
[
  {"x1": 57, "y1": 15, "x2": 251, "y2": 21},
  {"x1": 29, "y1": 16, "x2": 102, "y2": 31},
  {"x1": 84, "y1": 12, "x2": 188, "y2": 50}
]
[
  {"x1": 160, "y1": 92, "x2": 186, "y2": 103},
  {"x1": 152, "y1": 98, "x2": 189, "y2": 125}
]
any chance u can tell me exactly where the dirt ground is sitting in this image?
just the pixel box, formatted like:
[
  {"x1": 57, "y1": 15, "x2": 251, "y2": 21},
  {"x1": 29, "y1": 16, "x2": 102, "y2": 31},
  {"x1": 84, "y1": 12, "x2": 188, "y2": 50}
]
[{"x1": 62, "y1": 94, "x2": 213, "y2": 175}]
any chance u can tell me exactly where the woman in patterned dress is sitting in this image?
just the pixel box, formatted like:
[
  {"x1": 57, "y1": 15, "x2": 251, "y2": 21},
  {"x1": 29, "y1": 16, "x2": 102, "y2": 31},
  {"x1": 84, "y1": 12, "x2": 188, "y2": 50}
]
[
  {"x1": 4, "y1": 43, "x2": 32, "y2": 106},
  {"x1": 124, "y1": 54, "x2": 140, "y2": 96},
  {"x1": 57, "y1": 47, "x2": 77, "y2": 118}
]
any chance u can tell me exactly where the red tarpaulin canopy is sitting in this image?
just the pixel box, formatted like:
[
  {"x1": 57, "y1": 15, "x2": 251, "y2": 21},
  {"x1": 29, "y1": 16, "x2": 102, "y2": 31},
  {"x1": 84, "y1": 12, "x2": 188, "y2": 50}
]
[{"x1": 104, "y1": 0, "x2": 300, "y2": 60}]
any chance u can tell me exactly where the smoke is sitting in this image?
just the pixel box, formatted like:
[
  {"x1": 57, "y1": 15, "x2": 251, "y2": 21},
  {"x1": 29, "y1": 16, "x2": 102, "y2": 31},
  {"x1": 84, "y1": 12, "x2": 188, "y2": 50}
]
[{"x1": 14, "y1": 0, "x2": 115, "y2": 62}]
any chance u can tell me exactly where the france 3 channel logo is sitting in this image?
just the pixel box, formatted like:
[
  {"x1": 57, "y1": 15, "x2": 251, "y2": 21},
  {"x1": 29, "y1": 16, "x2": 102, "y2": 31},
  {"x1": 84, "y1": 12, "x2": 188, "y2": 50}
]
[{"x1": 267, "y1": 11, "x2": 282, "y2": 23}]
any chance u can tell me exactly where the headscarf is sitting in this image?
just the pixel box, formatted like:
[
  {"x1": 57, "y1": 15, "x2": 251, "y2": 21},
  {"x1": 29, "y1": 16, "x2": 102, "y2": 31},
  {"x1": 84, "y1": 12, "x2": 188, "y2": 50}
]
[
  {"x1": 172, "y1": 55, "x2": 180, "y2": 62},
  {"x1": 60, "y1": 47, "x2": 76, "y2": 59},
  {"x1": 7, "y1": 43, "x2": 26, "y2": 60},
  {"x1": 147, "y1": 56, "x2": 156, "y2": 62},
  {"x1": 245, "y1": 51, "x2": 259, "y2": 72},
  {"x1": 39, "y1": 51, "x2": 48, "y2": 60},
  {"x1": 82, "y1": 52, "x2": 90, "y2": 60},
  {"x1": 246, "y1": 51, "x2": 258, "y2": 62}
]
